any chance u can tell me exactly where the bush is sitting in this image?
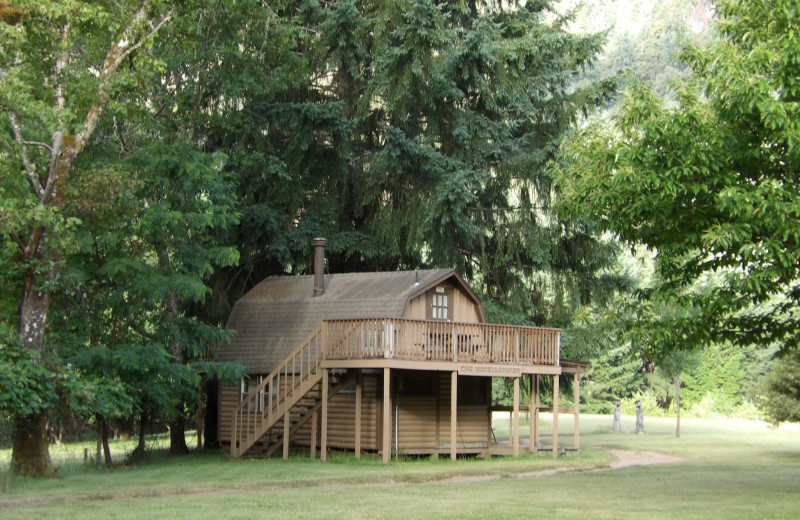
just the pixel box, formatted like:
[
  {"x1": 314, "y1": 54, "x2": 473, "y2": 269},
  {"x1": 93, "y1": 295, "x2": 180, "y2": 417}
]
[{"x1": 621, "y1": 390, "x2": 668, "y2": 417}]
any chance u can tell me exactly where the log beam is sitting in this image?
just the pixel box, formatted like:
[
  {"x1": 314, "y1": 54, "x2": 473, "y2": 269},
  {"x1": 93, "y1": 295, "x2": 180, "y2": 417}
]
[
  {"x1": 321, "y1": 369, "x2": 329, "y2": 462},
  {"x1": 512, "y1": 376, "x2": 520, "y2": 457},
  {"x1": 552, "y1": 374, "x2": 559, "y2": 458},
  {"x1": 573, "y1": 372, "x2": 580, "y2": 451},
  {"x1": 355, "y1": 371, "x2": 362, "y2": 459},
  {"x1": 450, "y1": 371, "x2": 457, "y2": 461},
  {"x1": 382, "y1": 368, "x2": 391, "y2": 465}
]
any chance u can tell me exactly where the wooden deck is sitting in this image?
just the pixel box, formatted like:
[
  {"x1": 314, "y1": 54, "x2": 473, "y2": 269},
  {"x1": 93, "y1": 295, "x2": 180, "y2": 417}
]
[
  {"x1": 324, "y1": 318, "x2": 560, "y2": 368},
  {"x1": 230, "y1": 318, "x2": 567, "y2": 459}
]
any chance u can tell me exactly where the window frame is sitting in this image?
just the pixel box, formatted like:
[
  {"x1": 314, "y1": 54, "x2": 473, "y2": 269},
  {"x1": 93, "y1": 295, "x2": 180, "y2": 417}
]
[
  {"x1": 240, "y1": 375, "x2": 265, "y2": 412},
  {"x1": 426, "y1": 285, "x2": 453, "y2": 321}
]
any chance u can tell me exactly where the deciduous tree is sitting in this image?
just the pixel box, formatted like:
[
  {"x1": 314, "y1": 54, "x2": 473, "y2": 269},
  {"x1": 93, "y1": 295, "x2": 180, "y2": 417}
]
[
  {"x1": 558, "y1": 0, "x2": 800, "y2": 353},
  {"x1": 0, "y1": 0, "x2": 172, "y2": 476}
]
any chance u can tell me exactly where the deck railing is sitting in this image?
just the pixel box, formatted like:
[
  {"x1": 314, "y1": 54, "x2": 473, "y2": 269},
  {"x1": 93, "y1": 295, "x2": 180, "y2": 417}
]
[{"x1": 324, "y1": 318, "x2": 559, "y2": 366}]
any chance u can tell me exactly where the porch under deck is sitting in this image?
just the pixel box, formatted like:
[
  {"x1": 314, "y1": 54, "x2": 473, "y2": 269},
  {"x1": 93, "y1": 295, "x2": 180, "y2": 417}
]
[{"x1": 320, "y1": 319, "x2": 586, "y2": 463}]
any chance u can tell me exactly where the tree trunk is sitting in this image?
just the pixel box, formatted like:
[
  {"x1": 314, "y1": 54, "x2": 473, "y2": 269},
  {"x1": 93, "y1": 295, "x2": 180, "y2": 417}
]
[
  {"x1": 11, "y1": 412, "x2": 54, "y2": 477},
  {"x1": 12, "y1": 141, "x2": 72, "y2": 477},
  {"x1": 203, "y1": 378, "x2": 220, "y2": 449},
  {"x1": 12, "y1": 276, "x2": 54, "y2": 477},
  {"x1": 169, "y1": 409, "x2": 188, "y2": 456},
  {"x1": 96, "y1": 419, "x2": 102, "y2": 468},
  {"x1": 96, "y1": 414, "x2": 113, "y2": 468},
  {"x1": 196, "y1": 397, "x2": 204, "y2": 450},
  {"x1": 129, "y1": 412, "x2": 148, "y2": 462},
  {"x1": 157, "y1": 246, "x2": 189, "y2": 456},
  {"x1": 102, "y1": 419, "x2": 113, "y2": 468}
]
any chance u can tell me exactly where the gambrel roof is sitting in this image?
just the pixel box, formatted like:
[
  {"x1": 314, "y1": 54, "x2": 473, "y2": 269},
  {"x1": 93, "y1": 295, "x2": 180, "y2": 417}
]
[{"x1": 218, "y1": 269, "x2": 485, "y2": 373}]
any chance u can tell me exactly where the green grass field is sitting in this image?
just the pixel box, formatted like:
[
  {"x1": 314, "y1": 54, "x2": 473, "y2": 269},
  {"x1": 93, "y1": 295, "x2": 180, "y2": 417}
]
[{"x1": 1, "y1": 414, "x2": 798, "y2": 519}]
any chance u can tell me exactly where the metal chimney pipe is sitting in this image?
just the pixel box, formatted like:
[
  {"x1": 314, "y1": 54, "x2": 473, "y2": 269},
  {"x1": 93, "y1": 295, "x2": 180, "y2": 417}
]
[{"x1": 313, "y1": 237, "x2": 327, "y2": 296}]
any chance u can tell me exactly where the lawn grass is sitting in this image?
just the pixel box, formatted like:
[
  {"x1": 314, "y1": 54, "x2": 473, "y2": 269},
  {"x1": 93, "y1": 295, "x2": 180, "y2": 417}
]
[{"x1": 0, "y1": 414, "x2": 798, "y2": 519}]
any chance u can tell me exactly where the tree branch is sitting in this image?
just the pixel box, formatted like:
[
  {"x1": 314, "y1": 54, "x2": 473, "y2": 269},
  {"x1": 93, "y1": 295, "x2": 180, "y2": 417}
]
[
  {"x1": 74, "y1": 6, "x2": 173, "y2": 151},
  {"x1": 23, "y1": 227, "x2": 45, "y2": 260},
  {"x1": 6, "y1": 110, "x2": 44, "y2": 196},
  {"x1": 117, "y1": 10, "x2": 173, "y2": 65},
  {"x1": 40, "y1": 131, "x2": 64, "y2": 205},
  {"x1": 20, "y1": 140, "x2": 54, "y2": 154},
  {"x1": 54, "y1": 21, "x2": 70, "y2": 112},
  {"x1": 8, "y1": 231, "x2": 26, "y2": 253}
]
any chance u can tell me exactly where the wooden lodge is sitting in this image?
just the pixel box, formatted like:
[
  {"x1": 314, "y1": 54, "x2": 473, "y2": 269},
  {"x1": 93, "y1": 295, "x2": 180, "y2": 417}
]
[{"x1": 216, "y1": 238, "x2": 587, "y2": 463}]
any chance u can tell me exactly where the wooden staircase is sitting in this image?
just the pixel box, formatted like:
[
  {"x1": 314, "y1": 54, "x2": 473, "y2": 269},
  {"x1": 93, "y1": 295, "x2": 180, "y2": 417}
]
[{"x1": 231, "y1": 326, "x2": 325, "y2": 457}]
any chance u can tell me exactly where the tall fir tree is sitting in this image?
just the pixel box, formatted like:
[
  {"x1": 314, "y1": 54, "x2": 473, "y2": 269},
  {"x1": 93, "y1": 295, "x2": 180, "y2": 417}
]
[{"x1": 200, "y1": 0, "x2": 624, "y2": 330}]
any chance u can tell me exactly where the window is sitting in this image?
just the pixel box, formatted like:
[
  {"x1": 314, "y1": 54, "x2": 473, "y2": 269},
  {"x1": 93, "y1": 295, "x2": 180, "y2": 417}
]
[
  {"x1": 240, "y1": 375, "x2": 264, "y2": 412},
  {"x1": 427, "y1": 285, "x2": 453, "y2": 321},
  {"x1": 397, "y1": 372, "x2": 435, "y2": 397},
  {"x1": 432, "y1": 293, "x2": 448, "y2": 319},
  {"x1": 339, "y1": 376, "x2": 358, "y2": 395},
  {"x1": 458, "y1": 376, "x2": 488, "y2": 405}
]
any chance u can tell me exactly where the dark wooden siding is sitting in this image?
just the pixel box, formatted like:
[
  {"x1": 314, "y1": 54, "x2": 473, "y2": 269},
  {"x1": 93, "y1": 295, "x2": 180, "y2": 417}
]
[
  {"x1": 294, "y1": 374, "x2": 379, "y2": 450},
  {"x1": 221, "y1": 371, "x2": 491, "y2": 455}
]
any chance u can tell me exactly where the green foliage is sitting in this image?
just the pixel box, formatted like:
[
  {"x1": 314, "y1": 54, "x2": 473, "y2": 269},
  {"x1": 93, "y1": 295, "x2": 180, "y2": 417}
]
[
  {"x1": 619, "y1": 390, "x2": 666, "y2": 417},
  {"x1": 51, "y1": 138, "x2": 243, "y2": 430},
  {"x1": 0, "y1": 326, "x2": 55, "y2": 417},
  {"x1": 681, "y1": 343, "x2": 745, "y2": 409},
  {"x1": 688, "y1": 392, "x2": 759, "y2": 420},
  {"x1": 563, "y1": 304, "x2": 644, "y2": 413},
  {"x1": 569, "y1": 0, "x2": 714, "y2": 99},
  {"x1": 182, "y1": 0, "x2": 624, "y2": 329},
  {"x1": 757, "y1": 350, "x2": 800, "y2": 425},
  {"x1": 558, "y1": 0, "x2": 800, "y2": 353}
]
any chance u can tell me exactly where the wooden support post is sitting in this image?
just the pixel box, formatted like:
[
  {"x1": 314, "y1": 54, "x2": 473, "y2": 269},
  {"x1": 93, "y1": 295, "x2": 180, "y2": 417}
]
[
  {"x1": 512, "y1": 376, "x2": 520, "y2": 457},
  {"x1": 321, "y1": 369, "x2": 329, "y2": 463},
  {"x1": 435, "y1": 373, "x2": 441, "y2": 457},
  {"x1": 355, "y1": 370, "x2": 362, "y2": 459},
  {"x1": 282, "y1": 411, "x2": 290, "y2": 461},
  {"x1": 382, "y1": 368, "x2": 391, "y2": 465},
  {"x1": 529, "y1": 374, "x2": 537, "y2": 453},
  {"x1": 552, "y1": 374, "x2": 559, "y2": 458},
  {"x1": 573, "y1": 372, "x2": 580, "y2": 451},
  {"x1": 450, "y1": 371, "x2": 457, "y2": 461},
  {"x1": 310, "y1": 410, "x2": 317, "y2": 459},
  {"x1": 487, "y1": 378, "x2": 493, "y2": 456}
]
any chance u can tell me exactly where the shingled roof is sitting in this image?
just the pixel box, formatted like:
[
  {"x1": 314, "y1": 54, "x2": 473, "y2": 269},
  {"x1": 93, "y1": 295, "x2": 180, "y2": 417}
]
[{"x1": 218, "y1": 269, "x2": 484, "y2": 374}]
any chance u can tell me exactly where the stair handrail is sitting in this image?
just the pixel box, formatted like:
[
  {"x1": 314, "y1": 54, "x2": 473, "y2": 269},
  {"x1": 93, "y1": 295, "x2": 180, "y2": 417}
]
[{"x1": 231, "y1": 324, "x2": 325, "y2": 456}]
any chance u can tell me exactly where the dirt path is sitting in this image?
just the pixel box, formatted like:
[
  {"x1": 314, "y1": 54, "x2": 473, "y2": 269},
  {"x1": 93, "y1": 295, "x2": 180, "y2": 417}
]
[
  {"x1": 607, "y1": 449, "x2": 684, "y2": 470},
  {"x1": 435, "y1": 449, "x2": 684, "y2": 484}
]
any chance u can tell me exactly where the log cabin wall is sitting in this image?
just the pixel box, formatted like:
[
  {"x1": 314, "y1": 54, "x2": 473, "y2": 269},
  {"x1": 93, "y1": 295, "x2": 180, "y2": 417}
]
[
  {"x1": 386, "y1": 371, "x2": 491, "y2": 455},
  {"x1": 221, "y1": 370, "x2": 492, "y2": 456},
  {"x1": 293, "y1": 374, "x2": 379, "y2": 451},
  {"x1": 219, "y1": 382, "x2": 240, "y2": 444}
]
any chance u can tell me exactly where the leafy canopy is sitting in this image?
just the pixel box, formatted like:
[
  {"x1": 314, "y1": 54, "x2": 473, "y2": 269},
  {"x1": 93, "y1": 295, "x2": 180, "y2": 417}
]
[{"x1": 557, "y1": 0, "x2": 800, "y2": 352}]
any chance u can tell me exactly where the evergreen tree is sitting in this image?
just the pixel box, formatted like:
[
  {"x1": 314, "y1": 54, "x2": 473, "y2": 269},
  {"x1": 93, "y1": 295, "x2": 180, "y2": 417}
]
[
  {"x1": 203, "y1": 0, "x2": 624, "y2": 329},
  {"x1": 758, "y1": 350, "x2": 800, "y2": 425}
]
